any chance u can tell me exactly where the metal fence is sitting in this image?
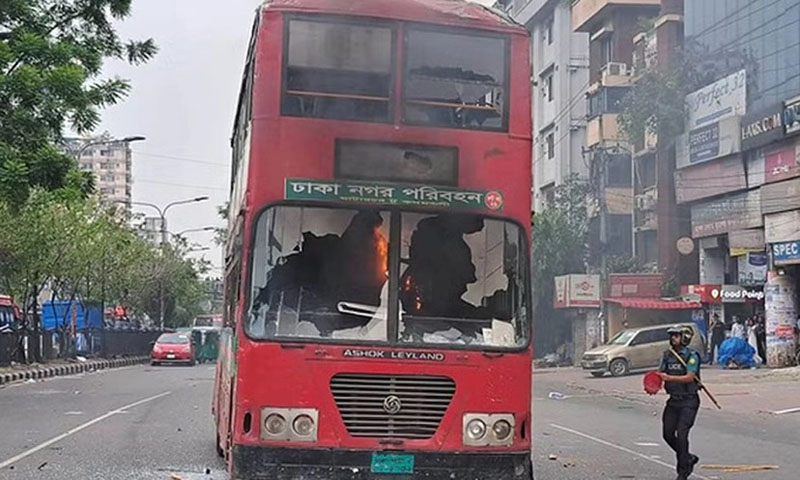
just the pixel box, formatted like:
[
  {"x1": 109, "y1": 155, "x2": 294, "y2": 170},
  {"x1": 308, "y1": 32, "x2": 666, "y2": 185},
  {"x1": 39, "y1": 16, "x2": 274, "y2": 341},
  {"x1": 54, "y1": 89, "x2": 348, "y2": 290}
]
[{"x1": 0, "y1": 329, "x2": 164, "y2": 367}]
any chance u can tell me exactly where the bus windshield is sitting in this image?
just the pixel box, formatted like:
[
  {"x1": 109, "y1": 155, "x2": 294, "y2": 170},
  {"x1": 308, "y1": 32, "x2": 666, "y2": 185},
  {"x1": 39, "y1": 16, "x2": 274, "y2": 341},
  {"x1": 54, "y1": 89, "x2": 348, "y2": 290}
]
[{"x1": 248, "y1": 206, "x2": 528, "y2": 349}]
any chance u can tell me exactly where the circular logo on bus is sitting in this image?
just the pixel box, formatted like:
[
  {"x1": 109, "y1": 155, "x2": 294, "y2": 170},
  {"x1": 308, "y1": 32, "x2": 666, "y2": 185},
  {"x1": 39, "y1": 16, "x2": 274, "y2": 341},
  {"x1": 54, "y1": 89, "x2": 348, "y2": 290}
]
[
  {"x1": 383, "y1": 395, "x2": 402, "y2": 415},
  {"x1": 485, "y1": 191, "x2": 504, "y2": 211}
]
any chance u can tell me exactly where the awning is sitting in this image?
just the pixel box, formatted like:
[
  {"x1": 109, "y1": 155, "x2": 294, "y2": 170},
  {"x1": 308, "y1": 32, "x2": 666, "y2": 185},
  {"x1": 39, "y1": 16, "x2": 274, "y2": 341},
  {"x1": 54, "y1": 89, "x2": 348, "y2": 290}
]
[{"x1": 604, "y1": 298, "x2": 703, "y2": 310}]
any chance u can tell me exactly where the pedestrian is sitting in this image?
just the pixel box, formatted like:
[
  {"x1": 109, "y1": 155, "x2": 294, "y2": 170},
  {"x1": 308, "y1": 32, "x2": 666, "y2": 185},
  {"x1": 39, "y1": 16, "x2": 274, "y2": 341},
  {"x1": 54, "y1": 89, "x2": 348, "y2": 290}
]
[
  {"x1": 730, "y1": 316, "x2": 746, "y2": 341},
  {"x1": 659, "y1": 325, "x2": 701, "y2": 480},
  {"x1": 755, "y1": 314, "x2": 766, "y2": 364},
  {"x1": 709, "y1": 313, "x2": 725, "y2": 365},
  {"x1": 746, "y1": 318, "x2": 761, "y2": 365}
]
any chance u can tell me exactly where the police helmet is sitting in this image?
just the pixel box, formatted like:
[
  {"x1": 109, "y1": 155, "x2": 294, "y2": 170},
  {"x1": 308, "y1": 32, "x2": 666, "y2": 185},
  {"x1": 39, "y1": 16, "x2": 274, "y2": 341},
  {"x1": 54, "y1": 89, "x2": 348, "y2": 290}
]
[{"x1": 667, "y1": 325, "x2": 693, "y2": 346}]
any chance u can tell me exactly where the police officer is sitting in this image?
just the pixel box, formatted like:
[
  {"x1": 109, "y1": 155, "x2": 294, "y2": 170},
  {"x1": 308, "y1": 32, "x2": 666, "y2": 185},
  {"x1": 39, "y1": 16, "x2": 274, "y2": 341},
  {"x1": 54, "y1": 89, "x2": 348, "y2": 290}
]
[{"x1": 659, "y1": 325, "x2": 701, "y2": 480}]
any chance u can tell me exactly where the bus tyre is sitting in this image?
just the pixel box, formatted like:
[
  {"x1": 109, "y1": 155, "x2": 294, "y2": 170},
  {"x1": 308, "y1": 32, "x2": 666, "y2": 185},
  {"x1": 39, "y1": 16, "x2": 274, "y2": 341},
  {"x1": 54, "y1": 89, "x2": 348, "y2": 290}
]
[
  {"x1": 609, "y1": 358, "x2": 629, "y2": 377},
  {"x1": 590, "y1": 371, "x2": 604, "y2": 378},
  {"x1": 151, "y1": 361, "x2": 159, "y2": 367}
]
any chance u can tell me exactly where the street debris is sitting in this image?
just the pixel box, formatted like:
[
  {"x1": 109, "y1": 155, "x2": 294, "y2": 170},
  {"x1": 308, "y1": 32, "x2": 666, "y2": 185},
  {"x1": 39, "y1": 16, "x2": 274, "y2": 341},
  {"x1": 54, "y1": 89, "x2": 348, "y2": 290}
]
[
  {"x1": 548, "y1": 391, "x2": 565, "y2": 400},
  {"x1": 548, "y1": 454, "x2": 558, "y2": 460},
  {"x1": 702, "y1": 464, "x2": 780, "y2": 473}
]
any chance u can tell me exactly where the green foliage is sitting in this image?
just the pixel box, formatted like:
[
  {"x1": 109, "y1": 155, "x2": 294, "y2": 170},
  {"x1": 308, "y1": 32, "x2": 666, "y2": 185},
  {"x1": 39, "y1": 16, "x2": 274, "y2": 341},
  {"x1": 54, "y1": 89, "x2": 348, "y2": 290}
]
[
  {"x1": 0, "y1": 193, "x2": 209, "y2": 330},
  {"x1": 531, "y1": 175, "x2": 591, "y2": 354},
  {"x1": 0, "y1": 0, "x2": 156, "y2": 206},
  {"x1": 605, "y1": 255, "x2": 649, "y2": 274}
]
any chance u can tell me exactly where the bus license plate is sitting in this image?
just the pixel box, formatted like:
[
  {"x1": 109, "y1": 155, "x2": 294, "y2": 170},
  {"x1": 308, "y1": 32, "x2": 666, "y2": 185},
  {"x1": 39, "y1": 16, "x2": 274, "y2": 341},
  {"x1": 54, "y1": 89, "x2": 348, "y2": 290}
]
[
  {"x1": 371, "y1": 453, "x2": 414, "y2": 474},
  {"x1": 167, "y1": 354, "x2": 176, "y2": 359}
]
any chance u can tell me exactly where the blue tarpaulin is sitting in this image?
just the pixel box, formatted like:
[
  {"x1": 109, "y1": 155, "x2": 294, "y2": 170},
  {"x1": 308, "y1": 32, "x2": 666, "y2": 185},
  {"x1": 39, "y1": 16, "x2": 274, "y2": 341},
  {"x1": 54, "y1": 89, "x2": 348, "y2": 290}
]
[
  {"x1": 717, "y1": 337, "x2": 757, "y2": 368},
  {"x1": 41, "y1": 301, "x2": 101, "y2": 331}
]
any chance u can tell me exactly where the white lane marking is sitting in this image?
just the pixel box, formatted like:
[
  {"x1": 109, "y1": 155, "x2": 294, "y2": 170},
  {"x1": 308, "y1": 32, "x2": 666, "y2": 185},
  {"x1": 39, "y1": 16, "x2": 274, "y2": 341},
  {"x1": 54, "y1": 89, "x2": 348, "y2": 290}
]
[
  {"x1": 634, "y1": 442, "x2": 660, "y2": 447},
  {"x1": 550, "y1": 423, "x2": 712, "y2": 480},
  {"x1": 0, "y1": 391, "x2": 171, "y2": 470},
  {"x1": 772, "y1": 407, "x2": 800, "y2": 415},
  {"x1": 63, "y1": 411, "x2": 84, "y2": 416}
]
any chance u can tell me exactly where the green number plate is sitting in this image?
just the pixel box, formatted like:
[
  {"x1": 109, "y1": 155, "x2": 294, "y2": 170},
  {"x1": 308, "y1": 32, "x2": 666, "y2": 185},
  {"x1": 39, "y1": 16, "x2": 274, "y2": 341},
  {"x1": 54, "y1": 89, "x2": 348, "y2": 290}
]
[{"x1": 371, "y1": 453, "x2": 414, "y2": 474}]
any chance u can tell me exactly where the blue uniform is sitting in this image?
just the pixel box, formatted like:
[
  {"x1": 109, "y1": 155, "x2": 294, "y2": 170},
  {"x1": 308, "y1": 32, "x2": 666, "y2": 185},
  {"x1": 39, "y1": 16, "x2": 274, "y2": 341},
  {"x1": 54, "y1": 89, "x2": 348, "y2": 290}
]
[{"x1": 660, "y1": 346, "x2": 701, "y2": 479}]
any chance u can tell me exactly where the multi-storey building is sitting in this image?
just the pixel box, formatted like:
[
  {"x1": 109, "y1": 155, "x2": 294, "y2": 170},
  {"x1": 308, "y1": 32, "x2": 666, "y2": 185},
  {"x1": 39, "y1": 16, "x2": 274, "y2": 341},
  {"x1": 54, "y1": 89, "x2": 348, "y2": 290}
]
[
  {"x1": 64, "y1": 135, "x2": 133, "y2": 208},
  {"x1": 678, "y1": 0, "x2": 800, "y2": 367},
  {"x1": 511, "y1": 0, "x2": 590, "y2": 212},
  {"x1": 571, "y1": 0, "x2": 661, "y2": 264}
]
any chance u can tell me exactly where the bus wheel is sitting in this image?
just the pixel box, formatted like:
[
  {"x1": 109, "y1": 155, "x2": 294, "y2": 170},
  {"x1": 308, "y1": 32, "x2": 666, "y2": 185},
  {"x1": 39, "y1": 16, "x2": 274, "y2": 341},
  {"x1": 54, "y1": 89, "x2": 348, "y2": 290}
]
[
  {"x1": 609, "y1": 358, "x2": 629, "y2": 377},
  {"x1": 216, "y1": 431, "x2": 225, "y2": 458}
]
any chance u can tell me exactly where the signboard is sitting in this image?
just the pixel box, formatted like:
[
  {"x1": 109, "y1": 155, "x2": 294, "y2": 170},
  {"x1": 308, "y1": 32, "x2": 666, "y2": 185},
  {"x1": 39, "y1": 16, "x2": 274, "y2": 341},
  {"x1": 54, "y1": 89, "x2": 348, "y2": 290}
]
[
  {"x1": 761, "y1": 176, "x2": 800, "y2": 214},
  {"x1": 772, "y1": 240, "x2": 800, "y2": 265},
  {"x1": 765, "y1": 210, "x2": 800, "y2": 243},
  {"x1": 681, "y1": 284, "x2": 722, "y2": 304},
  {"x1": 691, "y1": 189, "x2": 762, "y2": 238},
  {"x1": 729, "y1": 229, "x2": 765, "y2": 249},
  {"x1": 676, "y1": 237, "x2": 695, "y2": 255},
  {"x1": 675, "y1": 155, "x2": 746, "y2": 203},
  {"x1": 682, "y1": 116, "x2": 741, "y2": 168},
  {"x1": 741, "y1": 103, "x2": 784, "y2": 151},
  {"x1": 720, "y1": 285, "x2": 765, "y2": 303},
  {"x1": 607, "y1": 274, "x2": 663, "y2": 298},
  {"x1": 554, "y1": 275, "x2": 601, "y2": 308},
  {"x1": 764, "y1": 144, "x2": 800, "y2": 184},
  {"x1": 686, "y1": 69, "x2": 746, "y2": 130},
  {"x1": 747, "y1": 152, "x2": 765, "y2": 187},
  {"x1": 783, "y1": 94, "x2": 800, "y2": 135},
  {"x1": 737, "y1": 252, "x2": 768, "y2": 286},
  {"x1": 285, "y1": 179, "x2": 504, "y2": 211}
]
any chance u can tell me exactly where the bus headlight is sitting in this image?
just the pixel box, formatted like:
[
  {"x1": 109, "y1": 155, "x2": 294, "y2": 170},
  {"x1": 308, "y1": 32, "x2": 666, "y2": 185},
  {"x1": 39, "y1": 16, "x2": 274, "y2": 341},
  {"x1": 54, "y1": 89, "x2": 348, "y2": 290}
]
[
  {"x1": 264, "y1": 413, "x2": 287, "y2": 435},
  {"x1": 292, "y1": 414, "x2": 315, "y2": 437},
  {"x1": 261, "y1": 408, "x2": 318, "y2": 442},
  {"x1": 463, "y1": 413, "x2": 515, "y2": 446},
  {"x1": 466, "y1": 419, "x2": 487, "y2": 440}
]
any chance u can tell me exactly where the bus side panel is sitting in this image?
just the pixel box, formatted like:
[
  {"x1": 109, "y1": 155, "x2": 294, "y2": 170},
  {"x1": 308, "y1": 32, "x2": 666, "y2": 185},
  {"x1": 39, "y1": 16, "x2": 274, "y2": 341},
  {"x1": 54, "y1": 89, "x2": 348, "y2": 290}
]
[{"x1": 214, "y1": 327, "x2": 237, "y2": 460}]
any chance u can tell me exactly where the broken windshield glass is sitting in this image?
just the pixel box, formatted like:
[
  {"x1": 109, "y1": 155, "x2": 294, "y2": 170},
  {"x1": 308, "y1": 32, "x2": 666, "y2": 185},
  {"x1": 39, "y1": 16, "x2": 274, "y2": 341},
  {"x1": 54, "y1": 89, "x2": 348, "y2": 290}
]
[
  {"x1": 398, "y1": 213, "x2": 527, "y2": 347},
  {"x1": 248, "y1": 206, "x2": 390, "y2": 341},
  {"x1": 248, "y1": 207, "x2": 528, "y2": 348}
]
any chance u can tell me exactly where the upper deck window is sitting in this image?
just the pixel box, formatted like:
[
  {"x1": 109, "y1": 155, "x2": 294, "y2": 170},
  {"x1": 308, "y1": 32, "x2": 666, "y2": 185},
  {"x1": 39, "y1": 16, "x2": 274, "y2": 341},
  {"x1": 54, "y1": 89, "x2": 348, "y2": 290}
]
[
  {"x1": 403, "y1": 28, "x2": 508, "y2": 131},
  {"x1": 282, "y1": 18, "x2": 394, "y2": 122}
]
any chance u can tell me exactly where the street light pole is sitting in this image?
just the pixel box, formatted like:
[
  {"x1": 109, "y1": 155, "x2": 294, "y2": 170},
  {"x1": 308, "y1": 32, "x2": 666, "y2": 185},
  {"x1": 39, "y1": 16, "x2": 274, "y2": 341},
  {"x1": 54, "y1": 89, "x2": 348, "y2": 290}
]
[{"x1": 128, "y1": 197, "x2": 209, "y2": 328}]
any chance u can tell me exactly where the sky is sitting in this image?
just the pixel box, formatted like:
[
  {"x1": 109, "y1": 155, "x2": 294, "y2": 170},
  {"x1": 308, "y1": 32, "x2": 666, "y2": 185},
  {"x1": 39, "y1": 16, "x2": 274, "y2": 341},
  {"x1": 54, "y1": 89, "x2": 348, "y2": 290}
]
[{"x1": 98, "y1": 0, "x2": 496, "y2": 277}]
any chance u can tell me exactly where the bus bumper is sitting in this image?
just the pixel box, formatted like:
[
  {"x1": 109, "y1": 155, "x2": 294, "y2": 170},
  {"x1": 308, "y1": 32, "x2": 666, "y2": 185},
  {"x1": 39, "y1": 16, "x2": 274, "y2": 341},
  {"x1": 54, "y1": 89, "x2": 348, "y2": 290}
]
[{"x1": 232, "y1": 446, "x2": 533, "y2": 480}]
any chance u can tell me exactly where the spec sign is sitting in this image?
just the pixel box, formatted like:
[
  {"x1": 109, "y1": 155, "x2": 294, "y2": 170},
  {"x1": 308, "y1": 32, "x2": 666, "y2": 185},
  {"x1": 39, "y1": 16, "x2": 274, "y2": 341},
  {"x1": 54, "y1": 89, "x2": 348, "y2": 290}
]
[
  {"x1": 773, "y1": 240, "x2": 800, "y2": 265},
  {"x1": 286, "y1": 179, "x2": 504, "y2": 212}
]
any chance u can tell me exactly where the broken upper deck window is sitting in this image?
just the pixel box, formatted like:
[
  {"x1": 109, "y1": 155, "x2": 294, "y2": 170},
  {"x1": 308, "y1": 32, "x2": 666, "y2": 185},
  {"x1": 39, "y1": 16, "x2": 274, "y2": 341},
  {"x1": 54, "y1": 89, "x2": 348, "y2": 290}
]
[
  {"x1": 282, "y1": 18, "x2": 394, "y2": 123},
  {"x1": 403, "y1": 29, "x2": 508, "y2": 131}
]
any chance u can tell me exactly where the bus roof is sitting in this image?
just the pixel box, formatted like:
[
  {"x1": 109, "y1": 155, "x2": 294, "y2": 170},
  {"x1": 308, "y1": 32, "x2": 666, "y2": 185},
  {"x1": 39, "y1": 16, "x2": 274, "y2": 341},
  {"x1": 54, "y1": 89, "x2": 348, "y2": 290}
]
[{"x1": 259, "y1": 0, "x2": 525, "y2": 34}]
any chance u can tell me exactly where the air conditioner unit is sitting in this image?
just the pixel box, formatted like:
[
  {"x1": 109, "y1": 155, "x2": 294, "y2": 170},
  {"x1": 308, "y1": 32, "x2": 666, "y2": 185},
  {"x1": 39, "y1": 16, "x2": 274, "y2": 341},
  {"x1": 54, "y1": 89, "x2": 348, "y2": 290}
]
[{"x1": 601, "y1": 62, "x2": 629, "y2": 79}]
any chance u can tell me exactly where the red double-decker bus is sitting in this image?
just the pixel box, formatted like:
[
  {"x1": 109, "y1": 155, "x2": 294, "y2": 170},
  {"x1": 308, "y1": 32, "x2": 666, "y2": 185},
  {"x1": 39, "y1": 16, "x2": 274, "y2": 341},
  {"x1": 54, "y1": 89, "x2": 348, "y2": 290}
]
[{"x1": 213, "y1": 0, "x2": 533, "y2": 478}]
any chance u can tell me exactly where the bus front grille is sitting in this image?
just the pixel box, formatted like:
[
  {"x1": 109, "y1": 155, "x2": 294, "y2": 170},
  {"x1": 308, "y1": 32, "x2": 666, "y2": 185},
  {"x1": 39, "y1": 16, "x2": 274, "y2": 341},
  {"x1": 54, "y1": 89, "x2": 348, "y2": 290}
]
[{"x1": 330, "y1": 373, "x2": 456, "y2": 439}]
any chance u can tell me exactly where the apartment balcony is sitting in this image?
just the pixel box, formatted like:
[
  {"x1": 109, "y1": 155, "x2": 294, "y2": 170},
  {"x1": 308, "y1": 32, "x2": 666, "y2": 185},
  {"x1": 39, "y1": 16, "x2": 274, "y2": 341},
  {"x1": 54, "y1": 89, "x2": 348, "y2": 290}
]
[
  {"x1": 572, "y1": 0, "x2": 660, "y2": 32},
  {"x1": 586, "y1": 113, "x2": 622, "y2": 147}
]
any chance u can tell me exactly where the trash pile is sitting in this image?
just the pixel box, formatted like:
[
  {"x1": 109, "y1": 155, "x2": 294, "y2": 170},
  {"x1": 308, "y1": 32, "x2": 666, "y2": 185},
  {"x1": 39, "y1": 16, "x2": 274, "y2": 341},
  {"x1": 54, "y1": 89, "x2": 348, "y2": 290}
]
[{"x1": 717, "y1": 337, "x2": 758, "y2": 369}]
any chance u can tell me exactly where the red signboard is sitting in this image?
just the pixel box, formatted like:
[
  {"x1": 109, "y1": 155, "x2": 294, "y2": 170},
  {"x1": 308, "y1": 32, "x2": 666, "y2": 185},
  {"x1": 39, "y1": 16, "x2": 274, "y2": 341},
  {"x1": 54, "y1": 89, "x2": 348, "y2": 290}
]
[
  {"x1": 764, "y1": 147, "x2": 800, "y2": 184},
  {"x1": 608, "y1": 274, "x2": 663, "y2": 298},
  {"x1": 681, "y1": 284, "x2": 722, "y2": 304}
]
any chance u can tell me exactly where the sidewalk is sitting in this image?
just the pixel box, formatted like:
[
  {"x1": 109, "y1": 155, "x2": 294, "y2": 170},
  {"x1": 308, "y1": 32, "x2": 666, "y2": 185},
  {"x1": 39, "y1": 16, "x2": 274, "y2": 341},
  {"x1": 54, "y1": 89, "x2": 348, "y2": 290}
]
[
  {"x1": 535, "y1": 365, "x2": 800, "y2": 417},
  {"x1": 0, "y1": 356, "x2": 150, "y2": 386}
]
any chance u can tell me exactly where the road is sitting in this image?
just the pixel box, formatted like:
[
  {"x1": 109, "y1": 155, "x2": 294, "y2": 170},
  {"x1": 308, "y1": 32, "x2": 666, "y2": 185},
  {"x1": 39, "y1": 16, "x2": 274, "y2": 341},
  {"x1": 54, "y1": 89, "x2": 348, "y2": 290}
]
[
  {"x1": 0, "y1": 364, "x2": 225, "y2": 479},
  {"x1": 1, "y1": 364, "x2": 799, "y2": 479}
]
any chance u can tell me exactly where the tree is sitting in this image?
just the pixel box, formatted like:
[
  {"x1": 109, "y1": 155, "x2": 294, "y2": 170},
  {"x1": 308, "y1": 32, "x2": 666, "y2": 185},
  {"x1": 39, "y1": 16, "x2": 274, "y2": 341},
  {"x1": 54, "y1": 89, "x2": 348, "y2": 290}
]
[
  {"x1": 0, "y1": 0, "x2": 157, "y2": 206},
  {"x1": 531, "y1": 175, "x2": 592, "y2": 355}
]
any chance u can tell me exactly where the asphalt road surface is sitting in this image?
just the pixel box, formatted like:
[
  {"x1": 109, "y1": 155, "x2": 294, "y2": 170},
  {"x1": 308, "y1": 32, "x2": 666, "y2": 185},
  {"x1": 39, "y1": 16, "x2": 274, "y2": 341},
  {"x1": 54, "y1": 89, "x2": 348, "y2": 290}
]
[
  {"x1": 2, "y1": 364, "x2": 799, "y2": 479},
  {"x1": 0, "y1": 364, "x2": 225, "y2": 480},
  {"x1": 533, "y1": 370, "x2": 800, "y2": 480}
]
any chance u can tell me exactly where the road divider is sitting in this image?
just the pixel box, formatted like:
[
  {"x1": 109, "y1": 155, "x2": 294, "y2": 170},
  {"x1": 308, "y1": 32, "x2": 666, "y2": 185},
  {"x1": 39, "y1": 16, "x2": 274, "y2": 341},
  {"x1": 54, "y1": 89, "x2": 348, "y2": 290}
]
[{"x1": 0, "y1": 356, "x2": 149, "y2": 386}]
